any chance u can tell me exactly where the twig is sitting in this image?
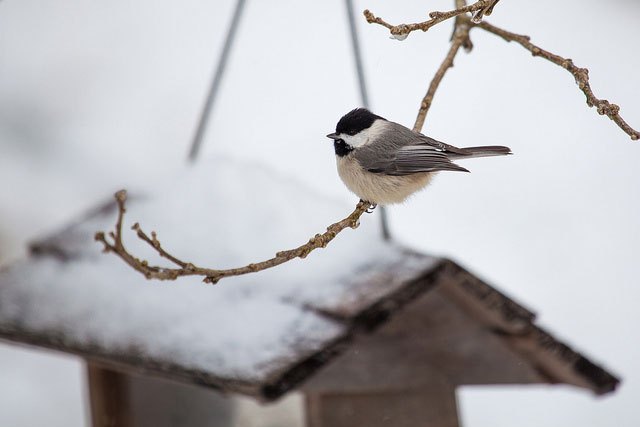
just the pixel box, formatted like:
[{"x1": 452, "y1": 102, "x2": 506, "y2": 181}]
[
  {"x1": 476, "y1": 21, "x2": 639, "y2": 141},
  {"x1": 366, "y1": 1, "x2": 638, "y2": 141},
  {"x1": 413, "y1": 13, "x2": 473, "y2": 132},
  {"x1": 363, "y1": 0, "x2": 499, "y2": 40},
  {"x1": 95, "y1": 190, "x2": 371, "y2": 284}
]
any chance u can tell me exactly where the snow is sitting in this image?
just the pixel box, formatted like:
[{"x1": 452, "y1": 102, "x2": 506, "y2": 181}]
[
  {"x1": 0, "y1": 157, "x2": 412, "y2": 380},
  {"x1": 390, "y1": 33, "x2": 409, "y2": 41}
]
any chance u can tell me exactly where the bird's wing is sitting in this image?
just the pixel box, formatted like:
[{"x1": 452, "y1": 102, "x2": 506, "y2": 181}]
[
  {"x1": 394, "y1": 145, "x2": 469, "y2": 174},
  {"x1": 415, "y1": 134, "x2": 471, "y2": 156},
  {"x1": 354, "y1": 121, "x2": 469, "y2": 176}
]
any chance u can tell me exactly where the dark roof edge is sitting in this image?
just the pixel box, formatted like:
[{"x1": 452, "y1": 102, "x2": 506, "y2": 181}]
[{"x1": 442, "y1": 260, "x2": 620, "y2": 395}]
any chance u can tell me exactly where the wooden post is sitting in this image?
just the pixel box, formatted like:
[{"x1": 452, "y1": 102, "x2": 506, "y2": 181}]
[
  {"x1": 305, "y1": 385, "x2": 459, "y2": 427},
  {"x1": 87, "y1": 363, "x2": 234, "y2": 427},
  {"x1": 88, "y1": 364, "x2": 132, "y2": 427}
]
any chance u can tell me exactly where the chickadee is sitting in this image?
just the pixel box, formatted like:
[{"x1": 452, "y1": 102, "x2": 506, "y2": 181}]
[{"x1": 326, "y1": 108, "x2": 511, "y2": 205}]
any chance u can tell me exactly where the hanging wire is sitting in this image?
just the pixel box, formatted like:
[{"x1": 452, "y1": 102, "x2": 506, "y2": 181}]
[
  {"x1": 345, "y1": 0, "x2": 391, "y2": 241},
  {"x1": 188, "y1": 0, "x2": 247, "y2": 162}
]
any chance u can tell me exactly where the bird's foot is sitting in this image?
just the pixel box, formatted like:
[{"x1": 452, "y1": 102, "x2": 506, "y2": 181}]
[{"x1": 366, "y1": 203, "x2": 377, "y2": 214}]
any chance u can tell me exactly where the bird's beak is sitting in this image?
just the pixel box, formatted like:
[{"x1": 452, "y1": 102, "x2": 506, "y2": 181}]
[{"x1": 326, "y1": 132, "x2": 340, "y2": 140}]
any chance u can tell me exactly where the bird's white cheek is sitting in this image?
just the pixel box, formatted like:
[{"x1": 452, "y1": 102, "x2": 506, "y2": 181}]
[
  {"x1": 340, "y1": 120, "x2": 387, "y2": 147},
  {"x1": 341, "y1": 133, "x2": 368, "y2": 148}
]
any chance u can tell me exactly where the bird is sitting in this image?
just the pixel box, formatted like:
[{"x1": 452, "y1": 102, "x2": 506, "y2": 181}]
[{"x1": 326, "y1": 108, "x2": 511, "y2": 206}]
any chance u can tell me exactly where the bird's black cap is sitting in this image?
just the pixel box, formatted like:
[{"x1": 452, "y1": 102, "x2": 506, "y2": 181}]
[{"x1": 335, "y1": 108, "x2": 386, "y2": 136}]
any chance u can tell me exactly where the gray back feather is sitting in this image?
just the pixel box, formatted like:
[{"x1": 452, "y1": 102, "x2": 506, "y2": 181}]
[{"x1": 354, "y1": 121, "x2": 470, "y2": 175}]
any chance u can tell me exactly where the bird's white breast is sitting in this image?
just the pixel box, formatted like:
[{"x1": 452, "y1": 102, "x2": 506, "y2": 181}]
[{"x1": 336, "y1": 155, "x2": 434, "y2": 205}]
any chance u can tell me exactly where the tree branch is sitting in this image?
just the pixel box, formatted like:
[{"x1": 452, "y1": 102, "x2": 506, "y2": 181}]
[
  {"x1": 363, "y1": 0, "x2": 499, "y2": 40},
  {"x1": 413, "y1": 13, "x2": 473, "y2": 132},
  {"x1": 365, "y1": 1, "x2": 638, "y2": 141},
  {"x1": 475, "y1": 21, "x2": 639, "y2": 141},
  {"x1": 95, "y1": 190, "x2": 371, "y2": 284}
]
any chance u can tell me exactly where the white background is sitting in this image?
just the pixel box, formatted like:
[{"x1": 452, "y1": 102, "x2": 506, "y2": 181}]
[{"x1": 1, "y1": 0, "x2": 638, "y2": 425}]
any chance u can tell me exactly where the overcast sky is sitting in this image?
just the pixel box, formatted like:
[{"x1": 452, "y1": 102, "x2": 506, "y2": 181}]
[{"x1": 1, "y1": 0, "x2": 639, "y2": 426}]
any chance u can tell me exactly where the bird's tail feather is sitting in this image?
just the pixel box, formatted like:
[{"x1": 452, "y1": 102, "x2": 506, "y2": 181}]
[{"x1": 456, "y1": 145, "x2": 512, "y2": 159}]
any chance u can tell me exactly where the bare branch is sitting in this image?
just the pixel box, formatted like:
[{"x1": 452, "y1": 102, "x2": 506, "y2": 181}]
[
  {"x1": 131, "y1": 223, "x2": 189, "y2": 268},
  {"x1": 476, "y1": 21, "x2": 639, "y2": 141},
  {"x1": 95, "y1": 190, "x2": 371, "y2": 284},
  {"x1": 413, "y1": 14, "x2": 473, "y2": 132},
  {"x1": 366, "y1": 0, "x2": 638, "y2": 141},
  {"x1": 363, "y1": 0, "x2": 499, "y2": 40}
]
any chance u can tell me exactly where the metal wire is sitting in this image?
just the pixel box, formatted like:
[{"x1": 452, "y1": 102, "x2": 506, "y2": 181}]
[
  {"x1": 345, "y1": 0, "x2": 391, "y2": 241},
  {"x1": 188, "y1": 0, "x2": 247, "y2": 162}
]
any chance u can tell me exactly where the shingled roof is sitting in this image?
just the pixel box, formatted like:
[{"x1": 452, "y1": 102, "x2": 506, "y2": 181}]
[{"x1": 0, "y1": 159, "x2": 619, "y2": 400}]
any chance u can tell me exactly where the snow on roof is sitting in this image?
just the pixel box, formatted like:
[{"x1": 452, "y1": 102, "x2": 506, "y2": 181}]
[{"x1": 0, "y1": 157, "x2": 435, "y2": 387}]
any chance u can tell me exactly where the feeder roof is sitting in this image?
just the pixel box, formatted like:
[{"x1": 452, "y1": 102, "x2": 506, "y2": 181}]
[{"x1": 0, "y1": 158, "x2": 619, "y2": 400}]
